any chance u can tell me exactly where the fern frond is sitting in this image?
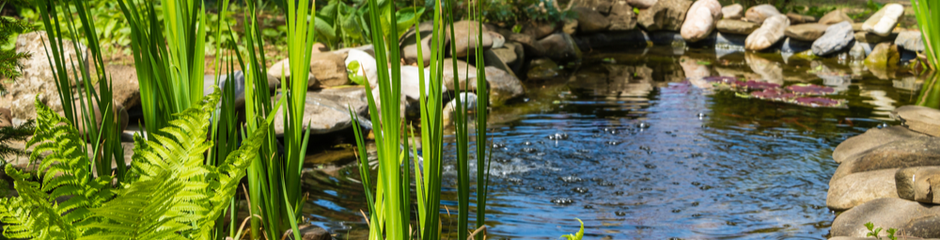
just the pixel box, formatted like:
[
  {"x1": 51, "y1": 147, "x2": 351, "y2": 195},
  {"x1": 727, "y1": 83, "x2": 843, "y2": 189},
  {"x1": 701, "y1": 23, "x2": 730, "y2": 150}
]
[{"x1": 0, "y1": 165, "x2": 72, "y2": 240}]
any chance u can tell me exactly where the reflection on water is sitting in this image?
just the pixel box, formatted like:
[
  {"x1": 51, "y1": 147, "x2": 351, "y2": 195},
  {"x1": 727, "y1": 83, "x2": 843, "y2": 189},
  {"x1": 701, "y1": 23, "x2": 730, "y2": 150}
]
[{"x1": 304, "y1": 46, "x2": 933, "y2": 239}]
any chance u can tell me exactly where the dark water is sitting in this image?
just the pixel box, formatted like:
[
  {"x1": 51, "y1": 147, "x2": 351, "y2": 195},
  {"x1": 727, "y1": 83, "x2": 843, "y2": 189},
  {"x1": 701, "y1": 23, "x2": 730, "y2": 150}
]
[{"x1": 303, "y1": 46, "x2": 933, "y2": 239}]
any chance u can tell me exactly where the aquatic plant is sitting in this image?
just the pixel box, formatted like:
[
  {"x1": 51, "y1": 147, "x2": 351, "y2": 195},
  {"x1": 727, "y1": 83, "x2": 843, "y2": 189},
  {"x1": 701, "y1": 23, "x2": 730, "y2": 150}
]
[
  {"x1": 560, "y1": 218, "x2": 585, "y2": 240},
  {"x1": 786, "y1": 84, "x2": 836, "y2": 95},
  {"x1": 864, "y1": 222, "x2": 898, "y2": 240},
  {"x1": 912, "y1": 0, "x2": 939, "y2": 70},
  {"x1": 0, "y1": 92, "x2": 265, "y2": 240}
]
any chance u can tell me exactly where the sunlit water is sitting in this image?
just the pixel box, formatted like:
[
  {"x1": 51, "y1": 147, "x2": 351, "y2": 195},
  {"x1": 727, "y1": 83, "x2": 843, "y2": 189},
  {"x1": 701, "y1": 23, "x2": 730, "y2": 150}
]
[{"x1": 302, "y1": 46, "x2": 930, "y2": 239}]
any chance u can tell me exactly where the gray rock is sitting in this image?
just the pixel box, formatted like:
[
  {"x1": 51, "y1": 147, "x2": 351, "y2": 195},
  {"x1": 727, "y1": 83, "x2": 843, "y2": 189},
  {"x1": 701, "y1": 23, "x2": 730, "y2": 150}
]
[
  {"x1": 831, "y1": 198, "x2": 940, "y2": 238},
  {"x1": 537, "y1": 32, "x2": 582, "y2": 61},
  {"x1": 785, "y1": 23, "x2": 829, "y2": 41},
  {"x1": 831, "y1": 136, "x2": 940, "y2": 184},
  {"x1": 896, "y1": 31, "x2": 926, "y2": 52},
  {"x1": 447, "y1": 20, "x2": 494, "y2": 58},
  {"x1": 637, "y1": 0, "x2": 692, "y2": 31},
  {"x1": 862, "y1": 3, "x2": 904, "y2": 37},
  {"x1": 827, "y1": 168, "x2": 899, "y2": 210},
  {"x1": 819, "y1": 9, "x2": 853, "y2": 25},
  {"x1": 715, "y1": 19, "x2": 760, "y2": 35},
  {"x1": 892, "y1": 106, "x2": 940, "y2": 137},
  {"x1": 833, "y1": 126, "x2": 926, "y2": 163},
  {"x1": 745, "y1": 15, "x2": 789, "y2": 51},
  {"x1": 721, "y1": 4, "x2": 743, "y2": 20},
  {"x1": 272, "y1": 87, "x2": 368, "y2": 136},
  {"x1": 527, "y1": 58, "x2": 560, "y2": 81},
  {"x1": 812, "y1": 21, "x2": 855, "y2": 56},
  {"x1": 896, "y1": 167, "x2": 940, "y2": 203},
  {"x1": 574, "y1": 7, "x2": 611, "y2": 33},
  {"x1": 744, "y1": 4, "x2": 781, "y2": 24},
  {"x1": 482, "y1": 66, "x2": 525, "y2": 106},
  {"x1": 608, "y1": 0, "x2": 637, "y2": 31},
  {"x1": 679, "y1": 0, "x2": 721, "y2": 42}
]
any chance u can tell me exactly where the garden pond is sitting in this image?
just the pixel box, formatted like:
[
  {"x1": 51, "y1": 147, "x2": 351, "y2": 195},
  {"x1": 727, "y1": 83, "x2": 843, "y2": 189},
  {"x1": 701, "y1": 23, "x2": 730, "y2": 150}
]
[{"x1": 300, "y1": 45, "x2": 935, "y2": 239}]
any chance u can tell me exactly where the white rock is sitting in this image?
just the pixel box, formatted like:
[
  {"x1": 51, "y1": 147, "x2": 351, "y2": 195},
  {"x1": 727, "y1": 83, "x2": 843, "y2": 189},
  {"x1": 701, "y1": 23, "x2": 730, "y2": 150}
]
[
  {"x1": 745, "y1": 15, "x2": 789, "y2": 51},
  {"x1": 862, "y1": 3, "x2": 904, "y2": 37},
  {"x1": 680, "y1": 0, "x2": 722, "y2": 42},
  {"x1": 345, "y1": 49, "x2": 379, "y2": 88}
]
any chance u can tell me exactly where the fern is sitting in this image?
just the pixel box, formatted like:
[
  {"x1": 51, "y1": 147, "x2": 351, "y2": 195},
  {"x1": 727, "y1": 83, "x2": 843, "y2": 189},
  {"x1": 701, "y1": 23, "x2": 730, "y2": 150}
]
[{"x1": 0, "y1": 90, "x2": 267, "y2": 240}]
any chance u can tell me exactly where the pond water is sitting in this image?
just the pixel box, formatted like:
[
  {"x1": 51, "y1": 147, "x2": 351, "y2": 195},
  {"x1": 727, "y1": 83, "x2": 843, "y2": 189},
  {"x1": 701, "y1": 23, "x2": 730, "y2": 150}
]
[{"x1": 302, "y1": 46, "x2": 934, "y2": 239}]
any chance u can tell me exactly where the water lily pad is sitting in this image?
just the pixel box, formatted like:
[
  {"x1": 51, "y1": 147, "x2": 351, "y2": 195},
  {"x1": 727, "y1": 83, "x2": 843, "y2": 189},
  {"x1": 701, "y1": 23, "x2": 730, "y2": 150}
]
[
  {"x1": 736, "y1": 80, "x2": 781, "y2": 90},
  {"x1": 750, "y1": 89, "x2": 795, "y2": 101},
  {"x1": 786, "y1": 84, "x2": 835, "y2": 95}
]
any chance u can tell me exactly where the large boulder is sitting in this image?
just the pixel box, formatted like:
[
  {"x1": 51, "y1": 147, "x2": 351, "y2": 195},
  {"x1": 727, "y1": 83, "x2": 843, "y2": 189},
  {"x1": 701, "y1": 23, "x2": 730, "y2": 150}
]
[
  {"x1": 400, "y1": 21, "x2": 435, "y2": 66},
  {"x1": 896, "y1": 167, "x2": 940, "y2": 204},
  {"x1": 607, "y1": 0, "x2": 637, "y2": 31},
  {"x1": 679, "y1": 0, "x2": 722, "y2": 42},
  {"x1": 862, "y1": 3, "x2": 904, "y2": 37},
  {"x1": 537, "y1": 32, "x2": 582, "y2": 61},
  {"x1": 272, "y1": 87, "x2": 368, "y2": 136},
  {"x1": 637, "y1": 0, "x2": 693, "y2": 31},
  {"x1": 441, "y1": 58, "x2": 477, "y2": 92},
  {"x1": 784, "y1": 23, "x2": 829, "y2": 41},
  {"x1": 826, "y1": 168, "x2": 899, "y2": 210},
  {"x1": 831, "y1": 198, "x2": 940, "y2": 238},
  {"x1": 105, "y1": 64, "x2": 142, "y2": 110},
  {"x1": 521, "y1": 21, "x2": 558, "y2": 40},
  {"x1": 832, "y1": 136, "x2": 940, "y2": 184},
  {"x1": 447, "y1": 20, "x2": 495, "y2": 58},
  {"x1": 864, "y1": 42, "x2": 901, "y2": 74},
  {"x1": 574, "y1": 7, "x2": 611, "y2": 33},
  {"x1": 896, "y1": 31, "x2": 926, "y2": 52},
  {"x1": 833, "y1": 126, "x2": 926, "y2": 163},
  {"x1": 892, "y1": 106, "x2": 940, "y2": 137},
  {"x1": 819, "y1": 9, "x2": 853, "y2": 25},
  {"x1": 5, "y1": 31, "x2": 87, "y2": 126},
  {"x1": 744, "y1": 15, "x2": 789, "y2": 51},
  {"x1": 721, "y1": 4, "x2": 743, "y2": 20},
  {"x1": 482, "y1": 66, "x2": 525, "y2": 106},
  {"x1": 492, "y1": 42, "x2": 524, "y2": 73},
  {"x1": 811, "y1": 21, "x2": 855, "y2": 56},
  {"x1": 715, "y1": 19, "x2": 760, "y2": 35},
  {"x1": 744, "y1": 4, "x2": 781, "y2": 24}
]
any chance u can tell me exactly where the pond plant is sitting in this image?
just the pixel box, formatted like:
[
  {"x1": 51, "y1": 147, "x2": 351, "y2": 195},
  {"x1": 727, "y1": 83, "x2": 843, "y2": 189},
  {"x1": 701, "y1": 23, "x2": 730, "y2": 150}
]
[{"x1": 912, "y1": 0, "x2": 939, "y2": 70}]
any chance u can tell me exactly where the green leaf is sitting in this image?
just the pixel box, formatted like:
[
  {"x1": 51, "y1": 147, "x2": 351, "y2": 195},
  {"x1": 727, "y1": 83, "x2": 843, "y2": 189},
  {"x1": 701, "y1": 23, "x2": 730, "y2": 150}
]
[{"x1": 561, "y1": 218, "x2": 584, "y2": 240}]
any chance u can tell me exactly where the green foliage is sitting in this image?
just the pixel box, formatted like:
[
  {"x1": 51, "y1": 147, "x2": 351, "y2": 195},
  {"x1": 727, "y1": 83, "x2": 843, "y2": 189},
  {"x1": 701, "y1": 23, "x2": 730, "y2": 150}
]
[
  {"x1": 482, "y1": 0, "x2": 575, "y2": 24},
  {"x1": 848, "y1": 0, "x2": 885, "y2": 20},
  {"x1": 0, "y1": 92, "x2": 264, "y2": 239},
  {"x1": 20, "y1": 0, "x2": 133, "y2": 55},
  {"x1": 0, "y1": 121, "x2": 33, "y2": 160},
  {"x1": 561, "y1": 219, "x2": 585, "y2": 240},
  {"x1": 0, "y1": 15, "x2": 32, "y2": 81},
  {"x1": 786, "y1": 6, "x2": 836, "y2": 18},
  {"x1": 865, "y1": 221, "x2": 898, "y2": 240},
  {"x1": 912, "y1": 0, "x2": 939, "y2": 70}
]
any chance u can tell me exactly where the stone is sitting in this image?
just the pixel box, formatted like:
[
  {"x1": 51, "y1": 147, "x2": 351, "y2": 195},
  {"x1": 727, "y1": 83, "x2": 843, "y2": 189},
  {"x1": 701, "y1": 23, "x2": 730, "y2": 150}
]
[
  {"x1": 626, "y1": 0, "x2": 656, "y2": 9},
  {"x1": 6, "y1": 31, "x2": 87, "y2": 126},
  {"x1": 812, "y1": 21, "x2": 855, "y2": 56},
  {"x1": 576, "y1": 0, "x2": 614, "y2": 14},
  {"x1": 442, "y1": 92, "x2": 478, "y2": 126},
  {"x1": 832, "y1": 136, "x2": 940, "y2": 184},
  {"x1": 721, "y1": 4, "x2": 743, "y2": 20},
  {"x1": 522, "y1": 21, "x2": 558, "y2": 39},
  {"x1": 896, "y1": 31, "x2": 926, "y2": 52},
  {"x1": 893, "y1": 106, "x2": 940, "y2": 137},
  {"x1": 482, "y1": 48, "x2": 518, "y2": 79},
  {"x1": 537, "y1": 32, "x2": 582, "y2": 61},
  {"x1": 715, "y1": 19, "x2": 760, "y2": 35},
  {"x1": 896, "y1": 167, "x2": 940, "y2": 204},
  {"x1": 481, "y1": 66, "x2": 525, "y2": 106},
  {"x1": 786, "y1": 12, "x2": 816, "y2": 24},
  {"x1": 831, "y1": 198, "x2": 940, "y2": 238},
  {"x1": 492, "y1": 44, "x2": 520, "y2": 70},
  {"x1": 0, "y1": 108, "x2": 11, "y2": 128},
  {"x1": 400, "y1": 21, "x2": 435, "y2": 66},
  {"x1": 448, "y1": 20, "x2": 494, "y2": 58},
  {"x1": 863, "y1": 3, "x2": 904, "y2": 37},
  {"x1": 608, "y1": 0, "x2": 637, "y2": 31},
  {"x1": 637, "y1": 0, "x2": 693, "y2": 31},
  {"x1": 864, "y1": 42, "x2": 900, "y2": 74},
  {"x1": 784, "y1": 23, "x2": 829, "y2": 41},
  {"x1": 204, "y1": 71, "x2": 246, "y2": 107},
  {"x1": 833, "y1": 126, "x2": 926, "y2": 163},
  {"x1": 345, "y1": 49, "x2": 379, "y2": 88},
  {"x1": 574, "y1": 7, "x2": 611, "y2": 33},
  {"x1": 271, "y1": 51, "x2": 349, "y2": 89},
  {"x1": 679, "y1": 0, "x2": 721, "y2": 42},
  {"x1": 282, "y1": 224, "x2": 332, "y2": 240},
  {"x1": 855, "y1": 31, "x2": 899, "y2": 44},
  {"x1": 744, "y1": 4, "x2": 781, "y2": 24},
  {"x1": 819, "y1": 9, "x2": 853, "y2": 25},
  {"x1": 563, "y1": 19, "x2": 579, "y2": 35},
  {"x1": 441, "y1": 58, "x2": 477, "y2": 92},
  {"x1": 272, "y1": 88, "x2": 368, "y2": 136},
  {"x1": 853, "y1": 22, "x2": 864, "y2": 31},
  {"x1": 105, "y1": 64, "x2": 142, "y2": 110},
  {"x1": 400, "y1": 65, "x2": 439, "y2": 102},
  {"x1": 744, "y1": 15, "x2": 789, "y2": 51},
  {"x1": 826, "y1": 168, "x2": 899, "y2": 210},
  {"x1": 507, "y1": 32, "x2": 546, "y2": 57},
  {"x1": 527, "y1": 58, "x2": 560, "y2": 81}
]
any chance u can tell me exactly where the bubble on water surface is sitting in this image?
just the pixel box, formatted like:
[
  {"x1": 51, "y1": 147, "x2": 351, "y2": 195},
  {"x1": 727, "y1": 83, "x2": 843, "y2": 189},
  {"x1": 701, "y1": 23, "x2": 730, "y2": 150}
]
[
  {"x1": 572, "y1": 187, "x2": 589, "y2": 194},
  {"x1": 551, "y1": 198, "x2": 575, "y2": 205}
]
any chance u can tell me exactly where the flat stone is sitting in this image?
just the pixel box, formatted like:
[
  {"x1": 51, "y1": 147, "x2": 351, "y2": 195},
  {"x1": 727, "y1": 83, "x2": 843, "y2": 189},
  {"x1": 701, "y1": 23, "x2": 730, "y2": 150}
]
[
  {"x1": 721, "y1": 4, "x2": 743, "y2": 20},
  {"x1": 786, "y1": 12, "x2": 816, "y2": 24},
  {"x1": 819, "y1": 9, "x2": 853, "y2": 25},
  {"x1": 862, "y1": 3, "x2": 904, "y2": 37},
  {"x1": 855, "y1": 31, "x2": 899, "y2": 44},
  {"x1": 574, "y1": 7, "x2": 611, "y2": 33},
  {"x1": 785, "y1": 23, "x2": 829, "y2": 41},
  {"x1": 896, "y1": 167, "x2": 940, "y2": 203},
  {"x1": 447, "y1": 20, "x2": 494, "y2": 58},
  {"x1": 716, "y1": 19, "x2": 760, "y2": 35},
  {"x1": 744, "y1": 4, "x2": 781, "y2": 24},
  {"x1": 831, "y1": 198, "x2": 940, "y2": 238},
  {"x1": 627, "y1": 0, "x2": 657, "y2": 9},
  {"x1": 269, "y1": 51, "x2": 349, "y2": 88},
  {"x1": 745, "y1": 15, "x2": 789, "y2": 51},
  {"x1": 831, "y1": 136, "x2": 940, "y2": 184},
  {"x1": 827, "y1": 168, "x2": 899, "y2": 210},
  {"x1": 272, "y1": 87, "x2": 368, "y2": 136},
  {"x1": 833, "y1": 126, "x2": 926, "y2": 163},
  {"x1": 637, "y1": 0, "x2": 693, "y2": 31},
  {"x1": 608, "y1": 0, "x2": 637, "y2": 31},
  {"x1": 812, "y1": 21, "x2": 855, "y2": 56},
  {"x1": 537, "y1": 32, "x2": 582, "y2": 61},
  {"x1": 896, "y1": 31, "x2": 926, "y2": 52},
  {"x1": 893, "y1": 106, "x2": 940, "y2": 137},
  {"x1": 679, "y1": 0, "x2": 721, "y2": 42}
]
